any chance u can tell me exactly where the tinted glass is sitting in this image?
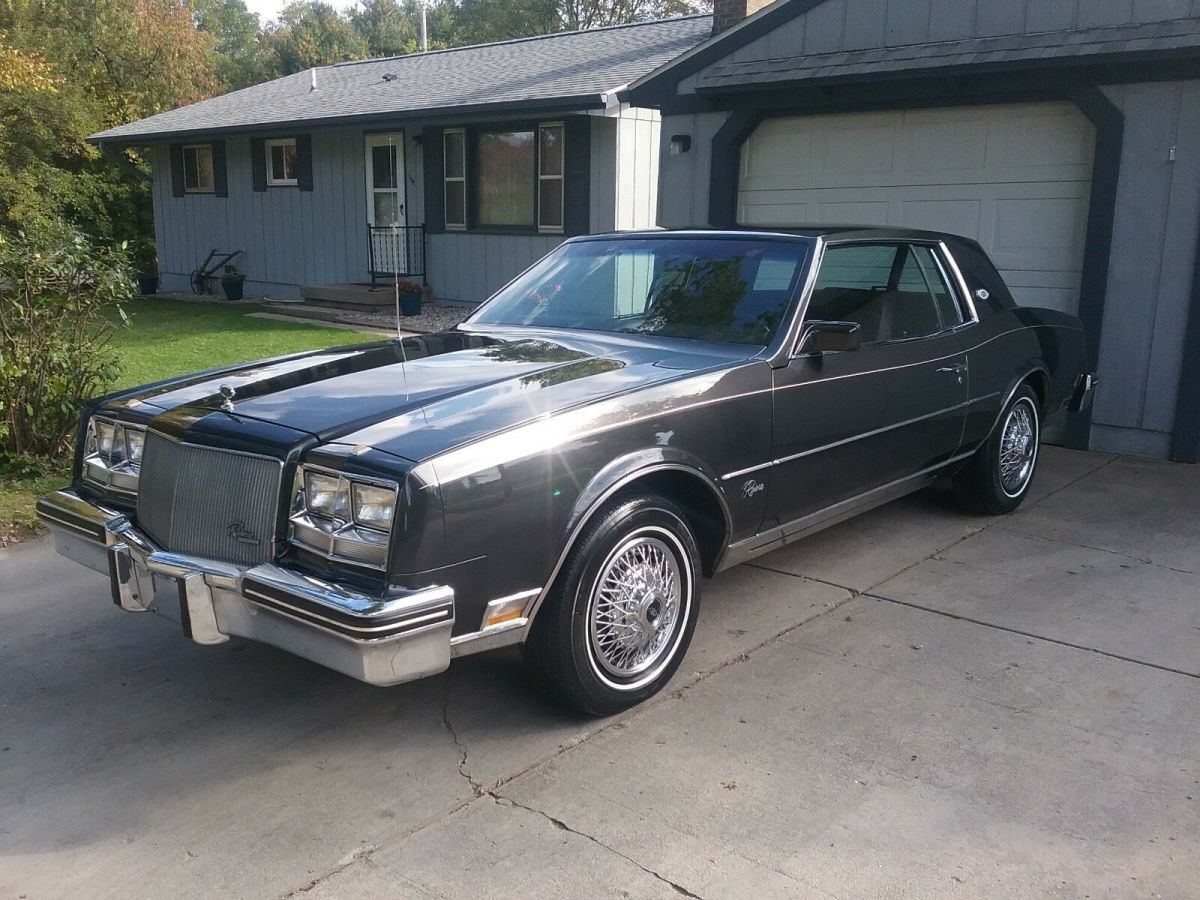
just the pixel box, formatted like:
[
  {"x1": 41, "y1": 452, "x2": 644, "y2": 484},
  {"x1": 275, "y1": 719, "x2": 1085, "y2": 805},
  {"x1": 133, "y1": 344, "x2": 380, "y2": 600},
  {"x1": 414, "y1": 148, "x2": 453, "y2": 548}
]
[
  {"x1": 807, "y1": 243, "x2": 945, "y2": 343},
  {"x1": 478, "y1": 131, "x2": 535, "y2": 226},
  {"x1": 910, "y1": 245, "x2": 961, "y2": 328},
  {"x1": 471, "y1": 238, "x2": 811, "y2": 346}
]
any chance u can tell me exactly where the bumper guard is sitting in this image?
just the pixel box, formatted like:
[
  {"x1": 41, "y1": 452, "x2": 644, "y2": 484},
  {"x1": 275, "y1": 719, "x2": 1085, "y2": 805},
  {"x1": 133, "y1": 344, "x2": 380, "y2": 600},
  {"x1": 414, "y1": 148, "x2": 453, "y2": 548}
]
[{"x1": 36, "y1": 489, "x2": 454, "y2": 686}]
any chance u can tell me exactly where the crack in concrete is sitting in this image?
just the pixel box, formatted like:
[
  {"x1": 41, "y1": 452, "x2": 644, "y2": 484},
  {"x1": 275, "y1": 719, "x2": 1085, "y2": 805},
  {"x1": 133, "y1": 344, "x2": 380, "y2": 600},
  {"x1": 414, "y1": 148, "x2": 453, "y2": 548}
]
[
  {"x1": 284, "y1": 843, "x2": 381, "y2": 896},
  {"x1": 491, "y1": 794, "x2": 707, "y2": 899},
  {"x1": 442, "y1": 670, "x2": 484, "y2": 797}
]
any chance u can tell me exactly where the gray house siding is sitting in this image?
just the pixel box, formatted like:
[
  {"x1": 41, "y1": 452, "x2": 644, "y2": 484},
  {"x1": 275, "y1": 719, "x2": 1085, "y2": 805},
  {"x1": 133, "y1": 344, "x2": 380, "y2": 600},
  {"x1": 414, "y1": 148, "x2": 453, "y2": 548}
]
[
  {"x1": 650, "y1": 0, "x2": 1200, "y2": 459},
  {"x1": 1091, "y1": 80, "x2": 1200, "y2": 457},
  {"x1": 152, "y1": 105, "x2": 661, "y2": 304},
  {"x1": 676, "y1": 0, "x2": 1200, "y2": 70}
]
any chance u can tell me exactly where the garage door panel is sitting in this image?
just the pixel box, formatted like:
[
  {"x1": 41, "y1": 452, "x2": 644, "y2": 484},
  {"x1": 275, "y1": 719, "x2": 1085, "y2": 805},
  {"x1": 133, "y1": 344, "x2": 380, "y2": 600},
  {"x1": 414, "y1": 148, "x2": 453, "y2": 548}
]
[{"x1": 738, "y1": 102, "x2": 1096, "y2": 315}]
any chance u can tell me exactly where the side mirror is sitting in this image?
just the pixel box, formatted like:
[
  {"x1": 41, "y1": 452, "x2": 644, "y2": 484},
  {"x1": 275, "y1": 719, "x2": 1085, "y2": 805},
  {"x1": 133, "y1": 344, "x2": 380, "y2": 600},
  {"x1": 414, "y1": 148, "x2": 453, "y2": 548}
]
[{"x1": 799, "y1": 320, "x2": 861, "y2": 354}]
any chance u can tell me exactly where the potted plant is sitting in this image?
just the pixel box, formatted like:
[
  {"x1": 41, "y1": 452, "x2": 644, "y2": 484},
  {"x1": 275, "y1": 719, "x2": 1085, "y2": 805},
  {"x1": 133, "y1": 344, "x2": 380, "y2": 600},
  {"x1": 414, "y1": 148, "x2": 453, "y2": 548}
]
[
  {"x1": 220, "y1": 264, "x2": 246, "y2": 301},
  {"x1": 394, "y1": 278, "x2": 424, "y2": 316},
  {"x1": 133, "y1": 238, "x2": 158, "y2": 295}
]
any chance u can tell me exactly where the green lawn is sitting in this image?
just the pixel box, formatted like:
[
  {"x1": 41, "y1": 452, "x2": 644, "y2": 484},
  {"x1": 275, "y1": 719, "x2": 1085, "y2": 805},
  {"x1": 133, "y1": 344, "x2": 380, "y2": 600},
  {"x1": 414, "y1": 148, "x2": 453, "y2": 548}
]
[{"x1": 0, "y1": 299, "x2": 379, "y2": 545}]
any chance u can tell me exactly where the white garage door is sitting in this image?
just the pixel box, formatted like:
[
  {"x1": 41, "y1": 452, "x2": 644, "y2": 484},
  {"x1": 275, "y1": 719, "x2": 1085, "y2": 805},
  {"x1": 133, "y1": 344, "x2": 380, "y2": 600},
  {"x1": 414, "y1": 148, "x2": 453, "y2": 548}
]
[{"x1": 737, "y1": 102, "x2": 1095, "y2": 314}]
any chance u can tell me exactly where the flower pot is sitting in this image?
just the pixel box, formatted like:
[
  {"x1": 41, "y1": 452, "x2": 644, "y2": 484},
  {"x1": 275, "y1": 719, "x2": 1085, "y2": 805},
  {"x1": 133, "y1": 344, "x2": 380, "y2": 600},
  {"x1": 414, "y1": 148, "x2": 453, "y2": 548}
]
[
  {"x1": 221, "y1": 277, "x2": 245, "y2": 301},
  {"x1": 137, "y1": 274, "x2": 159, "y2": 295},
  {"x1": 398, "y1": 291, "x2": 422, "y2": 316}
]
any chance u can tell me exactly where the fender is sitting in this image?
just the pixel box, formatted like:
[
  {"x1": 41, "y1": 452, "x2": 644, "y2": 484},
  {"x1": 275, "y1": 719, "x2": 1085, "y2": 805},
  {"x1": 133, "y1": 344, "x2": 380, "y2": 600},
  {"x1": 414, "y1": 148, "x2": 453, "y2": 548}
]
[
  {"x1": 520, "y1": 450, "x2": 732, "y2": 640},
  {"x1": 985, "y1": 365, "x2": 1051, "y2": 444}
]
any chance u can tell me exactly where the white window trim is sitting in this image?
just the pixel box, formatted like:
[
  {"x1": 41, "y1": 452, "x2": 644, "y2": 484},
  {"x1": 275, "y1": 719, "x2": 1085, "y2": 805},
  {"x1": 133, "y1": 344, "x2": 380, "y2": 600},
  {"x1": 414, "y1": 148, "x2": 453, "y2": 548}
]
[
  {"x1": 537, "y1": 122, "x2": 564, "y2": 234},
  {"x1": 265, "y1": 137, "x2": 298, "y2": 187},
  {"x1": 443, "y1": 128, "x2": 466, "y2": 230},
  {"x1": 183, "y1": 143, "x2": 214, "y2": 194}
]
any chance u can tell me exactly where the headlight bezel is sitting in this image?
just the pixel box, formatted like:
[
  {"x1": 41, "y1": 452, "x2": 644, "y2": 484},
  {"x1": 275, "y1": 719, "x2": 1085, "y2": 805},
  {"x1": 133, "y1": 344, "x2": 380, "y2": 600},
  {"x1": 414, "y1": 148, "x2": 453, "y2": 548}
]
[
  {"x1": 289, "y1": 463, "x2": 400, "y2": 571},
  {"x1": 81, "y1": 415, "x2": 147, "y2": 498}
]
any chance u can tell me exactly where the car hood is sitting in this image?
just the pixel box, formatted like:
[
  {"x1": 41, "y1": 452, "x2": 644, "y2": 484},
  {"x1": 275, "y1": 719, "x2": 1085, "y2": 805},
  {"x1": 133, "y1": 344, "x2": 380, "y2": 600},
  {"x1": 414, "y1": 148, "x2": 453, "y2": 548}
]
[{"x1": 104, "y1": 328, "x2": 752, "y2": 462}]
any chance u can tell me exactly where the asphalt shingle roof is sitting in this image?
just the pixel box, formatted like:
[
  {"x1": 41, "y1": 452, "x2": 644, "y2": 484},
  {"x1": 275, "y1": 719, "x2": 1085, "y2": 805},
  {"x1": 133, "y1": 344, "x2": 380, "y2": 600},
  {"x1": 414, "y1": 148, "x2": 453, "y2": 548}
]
[
  {"x1": 694, "y1": 16, "x2": 1200, "y2": 90},
  {"x1": 92, "y1": 15, "x2": 712, "y2": 143}
]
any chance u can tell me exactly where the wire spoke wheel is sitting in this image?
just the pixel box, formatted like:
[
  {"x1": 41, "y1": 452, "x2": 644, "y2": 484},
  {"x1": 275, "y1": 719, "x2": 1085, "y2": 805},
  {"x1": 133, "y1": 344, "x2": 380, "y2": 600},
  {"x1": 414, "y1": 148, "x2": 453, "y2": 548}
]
[
  {"x1": 588, "y1": 535, "x2": 682, "y2": 680},
  {"x1": 999, "y1": 398, "x2": 1038, "y2": 497}
]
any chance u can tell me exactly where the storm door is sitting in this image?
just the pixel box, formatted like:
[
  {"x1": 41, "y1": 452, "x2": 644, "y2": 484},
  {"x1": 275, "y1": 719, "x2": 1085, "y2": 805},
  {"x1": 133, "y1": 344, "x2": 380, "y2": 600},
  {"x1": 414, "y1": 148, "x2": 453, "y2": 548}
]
[{"x1": 365, "y1": 133, "x2": 408, "y2": 275}]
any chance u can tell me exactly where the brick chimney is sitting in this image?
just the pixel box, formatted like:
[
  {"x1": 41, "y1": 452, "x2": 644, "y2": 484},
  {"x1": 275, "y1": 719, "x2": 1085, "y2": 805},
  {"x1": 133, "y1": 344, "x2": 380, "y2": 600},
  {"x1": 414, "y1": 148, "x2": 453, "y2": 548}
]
[{"x1": 712, "y1": 0, "x2": 772, "y2": 35}]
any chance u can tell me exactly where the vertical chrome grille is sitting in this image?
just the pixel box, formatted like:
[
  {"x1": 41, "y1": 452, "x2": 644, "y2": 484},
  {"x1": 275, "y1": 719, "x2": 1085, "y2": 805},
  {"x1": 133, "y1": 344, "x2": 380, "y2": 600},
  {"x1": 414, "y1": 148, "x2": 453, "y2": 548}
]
[{"x1": 137, "y1": 431, "x2": 284, "y2": 566}]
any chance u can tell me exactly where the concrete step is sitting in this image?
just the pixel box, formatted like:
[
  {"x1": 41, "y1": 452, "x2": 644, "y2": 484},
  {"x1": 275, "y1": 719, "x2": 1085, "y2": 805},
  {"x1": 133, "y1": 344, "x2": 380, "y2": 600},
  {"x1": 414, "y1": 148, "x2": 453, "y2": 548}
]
[{"x1": 301, "y1": 283, "x2": 403, "y2": 308}]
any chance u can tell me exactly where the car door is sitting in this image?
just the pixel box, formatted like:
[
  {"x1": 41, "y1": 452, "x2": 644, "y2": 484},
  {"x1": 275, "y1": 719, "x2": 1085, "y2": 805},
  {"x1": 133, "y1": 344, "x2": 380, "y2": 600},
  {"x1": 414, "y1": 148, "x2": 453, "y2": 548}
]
[{"x1": 766, "y1": 241, "x2": 969, "y2": 530}]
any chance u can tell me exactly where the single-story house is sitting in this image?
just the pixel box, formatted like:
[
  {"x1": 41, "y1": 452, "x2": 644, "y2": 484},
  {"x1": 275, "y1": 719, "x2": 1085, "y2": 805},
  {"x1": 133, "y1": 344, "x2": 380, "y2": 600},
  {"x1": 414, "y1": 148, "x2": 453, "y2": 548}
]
[
  {"x1": 629, "y1": 0, "x2": 1200, "y2": 462},
  {"x1": 89, "y1": 15, "x2": 711, "y2": 305}
]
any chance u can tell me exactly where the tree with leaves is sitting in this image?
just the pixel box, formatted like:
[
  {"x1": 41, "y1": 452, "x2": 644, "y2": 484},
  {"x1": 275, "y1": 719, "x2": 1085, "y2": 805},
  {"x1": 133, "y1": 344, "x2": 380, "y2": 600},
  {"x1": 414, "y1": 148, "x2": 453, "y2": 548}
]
[
  {"x1": 193, "y1": 0, "x2": 268, "y2": 92},
  {"x1": 261, "y1": 0, "x2": 370, "y2": 74}
]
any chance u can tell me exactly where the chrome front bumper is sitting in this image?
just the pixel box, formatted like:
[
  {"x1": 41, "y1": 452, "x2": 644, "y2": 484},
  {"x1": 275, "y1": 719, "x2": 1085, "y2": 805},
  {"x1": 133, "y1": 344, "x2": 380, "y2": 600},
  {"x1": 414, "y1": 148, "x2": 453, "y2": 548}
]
[{"x1": 36, "y1": 489, "x2": 455, "y2": 686}]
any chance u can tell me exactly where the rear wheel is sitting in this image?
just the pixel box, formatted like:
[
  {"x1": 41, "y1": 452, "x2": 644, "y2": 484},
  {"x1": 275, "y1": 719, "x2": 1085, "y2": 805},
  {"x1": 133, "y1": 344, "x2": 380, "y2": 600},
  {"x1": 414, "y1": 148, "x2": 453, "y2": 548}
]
[
  {"x1": 523, "y1": 493, "x2": 701, "y2": 716},
  {"x1": 954, "y1": 384, "x2": 1040, "y2": 514}
]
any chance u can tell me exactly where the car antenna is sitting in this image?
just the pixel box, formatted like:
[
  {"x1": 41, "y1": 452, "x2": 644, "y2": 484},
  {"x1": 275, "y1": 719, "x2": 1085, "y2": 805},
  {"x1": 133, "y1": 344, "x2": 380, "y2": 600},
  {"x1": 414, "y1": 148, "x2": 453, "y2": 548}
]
[{"x1": 389, "y1": 133, "x2": 410, "y2": 401}]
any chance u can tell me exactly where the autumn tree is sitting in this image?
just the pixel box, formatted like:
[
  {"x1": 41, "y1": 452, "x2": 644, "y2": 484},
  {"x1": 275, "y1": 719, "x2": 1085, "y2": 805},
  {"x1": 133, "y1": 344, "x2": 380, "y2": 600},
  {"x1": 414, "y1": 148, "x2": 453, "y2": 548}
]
[{"x1": 261, "y1": 0, "x2": 369, "y2": 74}]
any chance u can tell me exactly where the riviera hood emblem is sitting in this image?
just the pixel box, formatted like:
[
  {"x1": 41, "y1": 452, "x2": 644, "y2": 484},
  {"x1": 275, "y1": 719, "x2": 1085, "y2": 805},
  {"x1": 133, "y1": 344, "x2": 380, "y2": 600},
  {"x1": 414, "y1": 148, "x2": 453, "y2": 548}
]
[{"x1": 218, "y1": 384, "x2": 236, "y2": 412}]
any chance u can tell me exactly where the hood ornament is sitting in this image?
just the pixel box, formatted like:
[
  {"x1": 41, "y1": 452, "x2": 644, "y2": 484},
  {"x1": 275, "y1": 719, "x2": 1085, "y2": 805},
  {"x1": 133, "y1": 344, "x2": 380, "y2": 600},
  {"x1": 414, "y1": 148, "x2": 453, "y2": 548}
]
[{"x1": 218, "y1": 384, "x2": 237, "y2": 413}]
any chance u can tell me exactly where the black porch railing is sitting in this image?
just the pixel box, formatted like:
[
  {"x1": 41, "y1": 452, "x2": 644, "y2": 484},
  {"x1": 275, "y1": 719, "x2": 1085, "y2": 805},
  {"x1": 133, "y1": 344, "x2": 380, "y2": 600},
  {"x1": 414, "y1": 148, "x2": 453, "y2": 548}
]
[{"x1": 367, "y1": 224, "x2": 426, "y2": 288}]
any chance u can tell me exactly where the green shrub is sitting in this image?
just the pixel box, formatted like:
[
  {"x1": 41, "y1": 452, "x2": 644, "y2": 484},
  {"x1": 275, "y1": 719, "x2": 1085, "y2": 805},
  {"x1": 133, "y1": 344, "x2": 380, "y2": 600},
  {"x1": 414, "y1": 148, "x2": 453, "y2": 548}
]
[{"x1": 0, "y1": 225, "x2": 132, "y2": 460}]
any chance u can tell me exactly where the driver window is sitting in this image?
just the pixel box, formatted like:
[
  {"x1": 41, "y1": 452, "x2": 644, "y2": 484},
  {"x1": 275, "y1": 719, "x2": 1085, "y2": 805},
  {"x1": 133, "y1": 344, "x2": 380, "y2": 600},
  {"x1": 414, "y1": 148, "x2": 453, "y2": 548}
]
[{"x1": 808, "y1": 242, "x2": 950, "y2": 343}]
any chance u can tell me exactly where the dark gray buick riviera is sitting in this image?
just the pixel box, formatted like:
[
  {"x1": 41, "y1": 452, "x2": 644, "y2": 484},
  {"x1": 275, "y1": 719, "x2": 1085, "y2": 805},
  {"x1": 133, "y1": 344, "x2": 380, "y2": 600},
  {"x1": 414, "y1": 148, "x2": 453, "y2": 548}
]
[{"x1": 39, "y1": 228, "x2": 1096, "y2": 714}]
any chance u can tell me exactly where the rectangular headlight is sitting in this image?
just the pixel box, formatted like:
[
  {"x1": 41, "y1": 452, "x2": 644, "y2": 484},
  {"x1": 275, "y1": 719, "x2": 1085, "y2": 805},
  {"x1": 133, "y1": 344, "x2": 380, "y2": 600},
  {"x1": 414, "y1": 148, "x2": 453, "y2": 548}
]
[
  {"x1": 81, "y1": 415, "x2": 146, "y2": 496},
  {"x1": 291, "y1": 464, "x2": 399, "y2": 570},
  {"x1": 305, "y1": 471, "x2": 343, "y2": 519},
  {"x1": 352, "y1": 483, "x2": 396, "y2": 531}
]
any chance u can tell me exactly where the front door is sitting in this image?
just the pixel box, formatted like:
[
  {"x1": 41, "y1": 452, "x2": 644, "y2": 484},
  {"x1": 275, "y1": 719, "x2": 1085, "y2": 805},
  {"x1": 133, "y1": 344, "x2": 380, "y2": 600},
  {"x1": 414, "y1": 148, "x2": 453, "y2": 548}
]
[
  {"x1": 365, "y1": 132, "x2": 407, "y2": 274},
  {"x1": 767, "y1": 241, "x2": 969, "y2": 529}
]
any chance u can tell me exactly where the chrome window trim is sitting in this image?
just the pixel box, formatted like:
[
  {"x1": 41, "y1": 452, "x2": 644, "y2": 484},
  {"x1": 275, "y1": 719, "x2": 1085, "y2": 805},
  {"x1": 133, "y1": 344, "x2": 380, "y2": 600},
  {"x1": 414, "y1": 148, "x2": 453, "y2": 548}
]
[{"x1": 937, "y1": 241, "x2": 980, "y2": 326}]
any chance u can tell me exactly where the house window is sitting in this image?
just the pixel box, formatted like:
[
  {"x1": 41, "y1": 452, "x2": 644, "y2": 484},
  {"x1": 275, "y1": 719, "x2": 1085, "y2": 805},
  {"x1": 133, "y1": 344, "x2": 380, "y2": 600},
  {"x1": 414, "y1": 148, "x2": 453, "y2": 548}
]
[
  {"x1": 538, "y1": 123, "x2": 564, "y2": 232},
  {"x1": 266, "y1": 138, "x2": 298, "y2": 186},
  {"x1": 443, "y1": 129, "x2": 466, "y2": 229},
  {"x1": 477, "y1": 129, "x2": 536, "y2": 227},
  {"x1": 183, "y1": 144, "x2": 214, "y2": 193}
]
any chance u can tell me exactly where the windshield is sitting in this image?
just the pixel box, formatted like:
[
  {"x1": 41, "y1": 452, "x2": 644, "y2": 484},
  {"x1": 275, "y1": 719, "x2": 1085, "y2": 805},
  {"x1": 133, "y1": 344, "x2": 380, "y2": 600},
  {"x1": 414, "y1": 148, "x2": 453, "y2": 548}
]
[{"x1": 468, "y1": 237, "x2": 812, "y2": 346}]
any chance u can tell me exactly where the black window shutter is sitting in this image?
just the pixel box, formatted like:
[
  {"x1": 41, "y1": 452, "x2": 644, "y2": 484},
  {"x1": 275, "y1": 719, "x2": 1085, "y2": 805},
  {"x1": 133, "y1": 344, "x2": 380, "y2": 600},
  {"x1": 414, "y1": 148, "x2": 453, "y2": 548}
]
[
  {"x1": 212, "y1": 140, "x2": 228, "y2": 197},
  {"x1": 562, "y1": 116, "x2": 591, "y2": 236},
  {"x1": 169, "y1": 143, "x2": 185, "y2": 197},
  {"x1": 251, "y1": 137, "x2": 267, "y2": 191},
  {"x1": 423, "y1": 126, "x2": 445, "y2": 234},
  {"x1": 296, "y1": 134, "x2": 313, "y2": 191}
]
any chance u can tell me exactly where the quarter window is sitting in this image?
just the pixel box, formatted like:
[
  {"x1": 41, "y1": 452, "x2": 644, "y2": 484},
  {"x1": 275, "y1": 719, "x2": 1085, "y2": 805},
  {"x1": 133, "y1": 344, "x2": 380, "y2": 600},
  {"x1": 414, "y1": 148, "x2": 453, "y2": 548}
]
[
  {"x1": 443, "y1": 129, "x2": 466, "y2": 229},
  {"x1": 266, "y1": 138, "x2": 298, "y2": 186},
  {"x1": 183, "y1": 144, "x2": 214, "y2": 193}
]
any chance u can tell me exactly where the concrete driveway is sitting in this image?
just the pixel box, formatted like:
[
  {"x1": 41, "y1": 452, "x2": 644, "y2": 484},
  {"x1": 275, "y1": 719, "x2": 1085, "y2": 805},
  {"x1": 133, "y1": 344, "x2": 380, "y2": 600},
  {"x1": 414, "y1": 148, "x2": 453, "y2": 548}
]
[{"x1": 1, "y1": 448, "x2": 1196, "y2": 899}]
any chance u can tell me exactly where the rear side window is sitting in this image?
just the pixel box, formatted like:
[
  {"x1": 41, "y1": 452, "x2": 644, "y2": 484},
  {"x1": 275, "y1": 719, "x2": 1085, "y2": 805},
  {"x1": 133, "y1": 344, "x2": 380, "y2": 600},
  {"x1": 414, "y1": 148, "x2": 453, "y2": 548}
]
[
  {"x1": 807, "y1": 243, "x2": 947, "y2": 343},
  {"x1": 901, "y1": 245, "x2": 961, "y2": 329}
]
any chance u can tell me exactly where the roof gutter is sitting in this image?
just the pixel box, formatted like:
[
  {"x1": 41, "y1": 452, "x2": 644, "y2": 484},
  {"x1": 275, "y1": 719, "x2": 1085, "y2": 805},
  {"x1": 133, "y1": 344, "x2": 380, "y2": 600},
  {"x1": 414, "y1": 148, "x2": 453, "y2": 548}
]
[{"x1": 88, "y1": 93, "x2": 609, "y2": 146}]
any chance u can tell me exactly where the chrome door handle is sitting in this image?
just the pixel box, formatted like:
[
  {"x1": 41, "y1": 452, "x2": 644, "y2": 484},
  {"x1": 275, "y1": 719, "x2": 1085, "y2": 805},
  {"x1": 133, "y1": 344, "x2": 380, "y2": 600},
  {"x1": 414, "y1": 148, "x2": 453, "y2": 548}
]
[{"x1": 937, "y1": 363, "x2": 968, "y2": 374}]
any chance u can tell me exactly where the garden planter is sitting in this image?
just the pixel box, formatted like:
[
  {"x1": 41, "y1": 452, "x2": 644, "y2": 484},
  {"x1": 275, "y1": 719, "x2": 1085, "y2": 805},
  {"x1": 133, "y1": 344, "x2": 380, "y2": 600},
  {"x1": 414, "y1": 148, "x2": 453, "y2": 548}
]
[
  {"x1": 398, "y1": 291, "x2": 422, "y2": 316},
  {"x1": 137, "y1": 274, "x2": 159, "y2": 295},
  {"x1": 221, "y1": 277, "x2": 245, "y2": 301}
]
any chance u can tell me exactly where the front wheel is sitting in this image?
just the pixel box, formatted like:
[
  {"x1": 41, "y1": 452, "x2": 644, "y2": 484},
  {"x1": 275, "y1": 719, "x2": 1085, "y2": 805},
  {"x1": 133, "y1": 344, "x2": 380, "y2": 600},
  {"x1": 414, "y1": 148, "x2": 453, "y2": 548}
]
[
  {"x1": 954, "y1": 384, "x2": 1040, "y2": 514},
  {"x1": 523, "y1": 493, "x2": 701, "y2": 716}
]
